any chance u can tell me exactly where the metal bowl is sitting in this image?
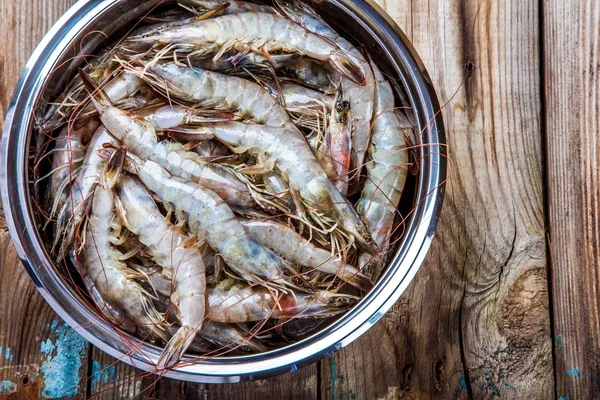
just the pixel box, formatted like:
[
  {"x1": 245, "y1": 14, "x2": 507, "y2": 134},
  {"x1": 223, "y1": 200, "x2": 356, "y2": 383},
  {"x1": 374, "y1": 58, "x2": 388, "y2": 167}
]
[{"x1": 0, "y1": 0, "x2": 446, "y2": 383}]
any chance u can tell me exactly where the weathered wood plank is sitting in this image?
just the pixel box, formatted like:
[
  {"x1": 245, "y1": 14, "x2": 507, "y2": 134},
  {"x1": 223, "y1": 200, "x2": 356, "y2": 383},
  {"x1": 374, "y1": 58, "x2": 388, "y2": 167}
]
[
  {"x1": 0, "y1": 1, "x2": 91, "y2": 399},
  {"x1": 321, "y1": 0, "x2": 554, "y2": 398},
  {"x1": 544, "y1": 0, "x2": 600, "y2": 397},
  {"x1": 182, "y1": 365, "x2": 318, "y2": 400},
  {"x1": 89, "y1": 348, "x2": 158, "y2": 399}
]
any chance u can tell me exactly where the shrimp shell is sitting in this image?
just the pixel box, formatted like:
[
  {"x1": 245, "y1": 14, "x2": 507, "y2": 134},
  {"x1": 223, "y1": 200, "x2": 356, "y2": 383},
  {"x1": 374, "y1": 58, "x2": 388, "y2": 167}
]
[
  {"x1": 356, "y1": 63, "x2": 410, "y2": 271},
  {"x1": 82, "y1": 149, "x2": 168, "y2": 343},
  {"x1": 276, "y1": 0, "x2": 376, "y2": 183},
  {"x1": 241, "y1": 219, "x2": 373, "y2": 292},
  {"x1": 116, "y1": 176, "x2": 206, "y2": 368},
  {"x1": 169, "y1": 121, "x2": 376, "y2": 254},
  {"x1": 128, "y1": 13, "x2": 366, "y2": 85},
  {"x1": 106, "y1": 149, "x2": 292, "y2": 288}
]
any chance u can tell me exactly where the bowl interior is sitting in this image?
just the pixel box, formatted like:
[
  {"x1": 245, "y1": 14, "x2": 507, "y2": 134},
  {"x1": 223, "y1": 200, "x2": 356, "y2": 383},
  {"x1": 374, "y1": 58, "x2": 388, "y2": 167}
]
[{"x1": 2, "y1": 0, "x2": 444, "y2": 383}]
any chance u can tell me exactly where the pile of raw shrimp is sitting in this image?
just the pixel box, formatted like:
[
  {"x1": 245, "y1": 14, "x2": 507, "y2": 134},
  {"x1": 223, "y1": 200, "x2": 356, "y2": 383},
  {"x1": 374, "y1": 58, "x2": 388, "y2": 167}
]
[{"x1": 36, "y1": 0, "x2": 412, "y2": 369}]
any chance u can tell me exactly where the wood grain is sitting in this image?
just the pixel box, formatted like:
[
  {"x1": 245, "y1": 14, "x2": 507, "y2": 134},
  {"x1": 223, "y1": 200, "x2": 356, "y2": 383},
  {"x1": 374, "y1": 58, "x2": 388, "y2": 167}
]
[
  {"x1": 544, "y1": 0, "x2": 600, "y2": 398},
  {"x1": 0, "y1": 0, "x2": 91, "y2": 399},
  {"x1": 320, "y1": 0, "x2": 554, "y2": 398}
]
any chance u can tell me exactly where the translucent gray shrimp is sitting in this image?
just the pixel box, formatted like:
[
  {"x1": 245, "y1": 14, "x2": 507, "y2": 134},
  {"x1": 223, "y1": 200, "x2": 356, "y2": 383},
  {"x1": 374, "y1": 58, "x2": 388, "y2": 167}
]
[
  {"x1": 41, "y1": 70, "x2": 143, "y2": 132},
  {"x1": 356, "y1": 63, "x2": 410, "y2": 270},
  {"x1": 80, "y1": 69, "x2": 259, "y2": 214},
  {"x1": 127, "y1": 13, "x2": 366, "y2": 84},
  {"x1": 241, "y1": 219, "x2": 373, "y2": 291},
  {"x1": 207, "y1": 279, "x2": 356, "y2": 323},
  {"x1": 47, "y1": 118, "x2": 100, "y2": 220},
  {"x1": 279, "y1": 58, "x2": 337, "y2": 92},
  {"x1": 54, "y1": 126, "x2": 118, "y2": 260},
  {"x1": 317, "y1": 86, "x2": 352, "y2": 195},
  {"x1": 179, "y1": 0, "x2": 275, "y2": 14},
  {"x1": 277, "y1": 0, "x2": 376, "y2": 182},
  {"x1": 132, "y1": 62, "x2": 301, "y2": 135},
  {"x1": 100, "y1": 148, "x2": 294, "y2": 288},
  {"x1": 169, "y1": 122, "x2": 376, "y2": 254},
  {"x1": 280, "y1": 83, "x2": 333, "y2": 113},
  {"x1": 149, "y1": 273, "x2": 355, "y2": 323},
  {"x1": 82, "y1": 147, "x2": 169, "y2": 343},
  {"x1": 116, "y1": 176, "x2": 206, "y2": 369}
]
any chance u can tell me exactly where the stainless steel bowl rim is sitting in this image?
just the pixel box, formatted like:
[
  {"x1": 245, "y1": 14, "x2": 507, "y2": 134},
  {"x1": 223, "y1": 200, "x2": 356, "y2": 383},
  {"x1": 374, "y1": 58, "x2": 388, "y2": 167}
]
[{"x1": 0, "y1": 0, "x2": 446, "y2": 383}]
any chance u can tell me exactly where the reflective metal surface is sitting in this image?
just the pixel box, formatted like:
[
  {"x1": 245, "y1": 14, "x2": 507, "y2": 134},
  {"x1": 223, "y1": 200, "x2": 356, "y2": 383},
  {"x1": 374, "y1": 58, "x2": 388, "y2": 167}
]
[{"x1": 0, "y1": 0, "x2": 446, "y2": 383}]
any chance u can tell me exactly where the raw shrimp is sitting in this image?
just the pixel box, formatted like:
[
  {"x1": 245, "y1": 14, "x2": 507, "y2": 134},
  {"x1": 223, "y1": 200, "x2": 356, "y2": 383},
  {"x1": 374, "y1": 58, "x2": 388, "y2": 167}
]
[
  {"x1": 137, "y1": 103, "x2": 231, "y2": 131},
  {"x1": 280, "y1": 83, "x2": 333, "y2": 113},
  {"x1": 356, "y1": 63, "x2": 410, "y2": 270},
  {"x1": 149, "y1": 272, "x2": 354, "y2": 323},
  {"x1": 279, "y1": 58, "x2": 337, "y2": 92},
  {"x1": 116, "y1": 176, "x2": 206, "y2": 368},
  {"x1": 42, "y1": 70, "x2": 143, "y2": 132},
  {"x1": 47, "y1": 118, "x2": 100, "y2": 220},
  {"x1": 54, "y1": 126, "x2": 118, "y2": 260},
  {"x1": 127, "y1": 13, "x2": 366, "y2": 85},
  {"x1": 100, "y1": 148, "x2": 294, "y2": 288},
  {"x1": 207, "y1": 279, "x2": 355, "y2": 323},
  {"x1": 81, "y1": 147, "x2": 169, "y2": 343},
  {"x1": 169, "y1": 121, "x2": 376, "y2": 254},
  {"x1": 241, "y1": 219, "x2": 373, "y2": 292},
  {"x1": 191, "y1": 140, "x2": 229, "y2": 157},
  {"x1": 318, "y1": 87, "x2": 352, "y2": 195},
  {"x1": 180, "y1": 0, "x2": 275, "y2": 14},
  {"x1": 199, "y1": 321, "x2": 267, "y2": 353},
  {"x1": 133, "y1": 62, "x2": 301, "y2": 135},
  {"x1": 80, "y1": 69, "x2": 259, "y2": 214},
  {"x1": 277, "y1": 0, "x2": 376, "y2": 182}
]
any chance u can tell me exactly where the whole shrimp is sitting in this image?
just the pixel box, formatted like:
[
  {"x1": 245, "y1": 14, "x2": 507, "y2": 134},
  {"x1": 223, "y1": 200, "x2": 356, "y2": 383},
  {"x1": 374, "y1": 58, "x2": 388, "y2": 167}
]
[
  {"x1": 179, "y1": 0, "x2": 275, "y2": 14},
  {"x1": 99, "y1": 147, "x2": 294, "y2": 289},
  {"x1": 126, "y1": 13, "x2": 366, "y2": 85},
  {"x1": 317, "y1": 86, "x2": 352, "y2": 195},
  {"x1": 46, "y1": 118, "x2": 99, "y2": 221},
  {"x1": 169, "y1": 121, "x2": 376, "y2": 254},
  {"x1": 116, "y1": 175, "x2": 206, "y2": 369},
  {"x1": 276, "y1": 0, "x2": 376, "y2": 185},
  {"x1": 207, "y1": 279, "x2": 356, "y2": 323},
  {"x1": 41, "y1": 69, "x2": 142, "y2": 133},
  {"x1": 356, "y1": 62, "x2": 410, "y2": 272},
  {"x1": 81, "y1": 147, "x2": 169, "y2": 343},
  {"x1": 54, "y1": 126, "x2": 118, "y2": 260},
  {"x1": 131, "y1": 62, "x2": 301, "y2": 136},
  {"x1": 241, "y1": 219, "x2": 373, "y2": 292},
  {"x1": 80, "y1": 69, "x2": 260, "y2": 215},
  {"x1": 279, "y1": 58, "x2": 337, "y2": 92},
  {"x1": 149, "y1": 274, "x2": 355, "y2": 323}
]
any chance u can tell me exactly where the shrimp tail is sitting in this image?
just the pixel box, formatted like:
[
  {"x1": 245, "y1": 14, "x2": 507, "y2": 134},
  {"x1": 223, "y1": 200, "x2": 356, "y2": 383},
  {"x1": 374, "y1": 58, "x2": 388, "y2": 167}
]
[
  {"x1": 157, "y1": 325, "x2": 197, "y2": 370},
  {"x1": 347, "y1": 272, "x2": 375, "y2": 292},
  {"x1": 78, "y1": 67, "x2": 112, "y2": 109},
  {"x1": 330, "y1": 52, "x2": 366, "y2": 86},
  {"x1": 103, "y1": 145, "x2": 127, "y2": 189}
]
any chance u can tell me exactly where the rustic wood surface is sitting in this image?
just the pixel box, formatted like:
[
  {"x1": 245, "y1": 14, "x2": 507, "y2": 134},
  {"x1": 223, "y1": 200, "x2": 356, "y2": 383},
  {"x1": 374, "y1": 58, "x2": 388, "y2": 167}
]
[
  {"x1": 544, "y1": 0, "x2": 600, "y2": 398},
  {"x1": 0, "y1": 0, "x2": 596, "y2": 398}
]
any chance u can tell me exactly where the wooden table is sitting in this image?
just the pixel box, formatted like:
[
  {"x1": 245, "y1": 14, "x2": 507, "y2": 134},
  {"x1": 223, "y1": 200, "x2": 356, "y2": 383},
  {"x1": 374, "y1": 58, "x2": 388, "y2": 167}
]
[{"x1": 0, "y1": 0, "x2": 597, "y2": 398}]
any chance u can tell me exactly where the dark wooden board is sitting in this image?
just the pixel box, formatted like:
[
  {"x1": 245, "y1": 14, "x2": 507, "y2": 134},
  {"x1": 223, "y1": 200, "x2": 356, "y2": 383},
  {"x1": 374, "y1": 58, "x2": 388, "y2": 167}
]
[{"x1": 544, "y1": 0, "x2": 600, "y2": 398}]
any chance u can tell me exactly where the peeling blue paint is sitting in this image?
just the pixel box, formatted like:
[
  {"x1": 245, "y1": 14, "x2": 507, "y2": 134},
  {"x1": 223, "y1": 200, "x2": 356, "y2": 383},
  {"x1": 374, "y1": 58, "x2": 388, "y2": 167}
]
[
  {"x1": 40, "y1": 339, "x2": 55, "y2": 355},
  {"x1": 39, "y1": 322, "x2": 88, "y2": 399},
  {"x1": 558, "y1": 397, "x2": 567, "y2": 400},
  {"x1": 459, "y1": 376, "x2": 467, "y2": 389},
  {"x1": 556, "y1": 334, "x2": 564, "y2": 351},
  {"x1": 91, "y1": 360, "x2": 117, "y2": 387},
  {"x1": 328, "y1": 359, "x2": 355, "y2": 400},
  {"x1": 4, "y1": 347, "x2": 13, "y2": 362},
  {"x1": 0, "y1": 380, "x2": 17, "y2": 395},
  {"x1": 50, "y1": 319, "x2": 60, "y2": 330},
  {"x1": 566, "y1": 369, "x2": 581, "y2": 377}
]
